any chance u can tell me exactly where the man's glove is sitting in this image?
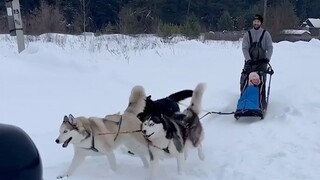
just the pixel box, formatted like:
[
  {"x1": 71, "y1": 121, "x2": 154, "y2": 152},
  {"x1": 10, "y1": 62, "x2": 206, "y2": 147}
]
[
  {"x1": 261, "y1": 58, "x2": 270, "y2": 63},
  {"x1": 243, "y1": 60, "x2": 252, "y2": 73},
  {"x1": 245, "y1": 59, "x2": 253, "y2": 65}
]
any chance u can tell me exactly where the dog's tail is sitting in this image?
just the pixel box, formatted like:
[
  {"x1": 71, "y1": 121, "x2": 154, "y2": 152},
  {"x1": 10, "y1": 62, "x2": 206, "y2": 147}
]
[
  {"x1": 125, "y1": 85, "x2": 146, "y2": 115},
  {"x1": 188, "y1": 83, "x2": 206, "y2": 115},
  {"x1": 168, "y1": 90, "x2": 193, "y2": 102}
]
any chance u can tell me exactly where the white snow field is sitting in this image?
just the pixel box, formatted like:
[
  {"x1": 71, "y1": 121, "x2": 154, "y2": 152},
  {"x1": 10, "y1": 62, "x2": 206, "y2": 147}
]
[{"x1": 1, "y1": 34, "x2": 320, "y2": 180}]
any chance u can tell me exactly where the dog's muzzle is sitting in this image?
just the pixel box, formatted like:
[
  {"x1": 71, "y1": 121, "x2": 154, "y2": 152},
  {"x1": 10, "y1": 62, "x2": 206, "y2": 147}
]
[
  {"x1": 144, "y1": 132, "x2": 154, "y2": 138},
  {"x1": 62, "y1": 137, "x2": 72, "y2": 148}
]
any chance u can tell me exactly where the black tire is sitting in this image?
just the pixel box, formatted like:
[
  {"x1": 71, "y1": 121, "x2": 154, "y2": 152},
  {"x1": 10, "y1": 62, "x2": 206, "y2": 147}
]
[{"x1": 0, "y1": 123, "x2": 43, "y2": 180}]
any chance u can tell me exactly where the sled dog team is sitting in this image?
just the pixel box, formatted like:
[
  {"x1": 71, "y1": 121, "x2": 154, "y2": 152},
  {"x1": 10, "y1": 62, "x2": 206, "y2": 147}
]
[{"x1": 55, "y1": 83, "x2": 206, "y2": 179}]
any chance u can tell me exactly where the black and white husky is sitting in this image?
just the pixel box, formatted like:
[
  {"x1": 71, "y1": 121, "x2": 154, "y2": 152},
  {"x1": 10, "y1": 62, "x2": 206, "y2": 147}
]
[
  {"x1": 141, "y1": 83, "x2": 206, "y2": 180},
  {"x1": 137, "y1": 89, "x2": 193, "y2": 122}
]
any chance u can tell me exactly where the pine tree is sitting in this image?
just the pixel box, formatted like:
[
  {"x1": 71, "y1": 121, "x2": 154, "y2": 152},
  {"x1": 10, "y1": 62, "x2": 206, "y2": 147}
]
[
  {"x1": 307, "y1": 0, "x2": 320, "y2": 18},
  {"x1": 217, "y1": 11, "x2": 234, "y2": 31},
  {"x1": 20, "y1": 0, "x2": 41, "y2": 14},
  {"x1": 59, "y1": 0, "x2": 80, "y2": 25},
  {"x1": 296, "y1": 0, "x2": 307, "y2": 21},
  {"x1": 89, "y1": 0, "x2": 119, "y2": 31},
  {"x1": 1, "y1": 0, "x2": 320, "y2": 35},
  {"x1": 182, "y1": 13, "x2": 200, "y2": 38}
]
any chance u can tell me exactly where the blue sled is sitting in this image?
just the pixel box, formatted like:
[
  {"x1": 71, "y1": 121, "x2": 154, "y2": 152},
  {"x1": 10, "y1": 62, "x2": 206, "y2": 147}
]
[{"x1": 234, "y1": 86, "x2": 264, "y2": 119}]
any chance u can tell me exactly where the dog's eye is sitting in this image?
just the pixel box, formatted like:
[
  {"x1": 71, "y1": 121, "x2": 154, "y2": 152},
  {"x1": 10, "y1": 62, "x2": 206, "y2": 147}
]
[
  {"x1": 149, "y1": 123, "x2": 154, "y2": 126},
  {"x1": 63, "y1": 130, "x2": 68, "y2": 133}
]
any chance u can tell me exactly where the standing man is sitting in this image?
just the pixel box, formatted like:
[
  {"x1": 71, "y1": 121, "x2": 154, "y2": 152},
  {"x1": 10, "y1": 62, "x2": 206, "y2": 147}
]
[{"x1": 240, "y1": 14, "x2": 273, "y2": 108}]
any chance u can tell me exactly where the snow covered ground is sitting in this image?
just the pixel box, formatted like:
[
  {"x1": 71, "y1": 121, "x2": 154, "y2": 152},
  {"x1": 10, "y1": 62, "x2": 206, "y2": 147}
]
[{"x1": 1, "y1": 34, "x2": 320, "y2": 180}]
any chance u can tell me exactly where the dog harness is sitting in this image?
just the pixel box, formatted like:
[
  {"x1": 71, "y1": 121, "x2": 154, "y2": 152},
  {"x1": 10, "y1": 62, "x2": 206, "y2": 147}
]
[
  {"x1": 89, "y1": 132, "x2": 99, "y2": 152},
  {"x1": 147, "y1": 139, "x2": 171, "y2": 154},
  {"x1": 86, "y1": 115, "x2": 124, "y2": 152},
  {"x1": 113, "y1": 115, "x2": 123, "y2": 141},
  {"x1": 81, "y1": 129, "x2": 99, "y2": 152}
]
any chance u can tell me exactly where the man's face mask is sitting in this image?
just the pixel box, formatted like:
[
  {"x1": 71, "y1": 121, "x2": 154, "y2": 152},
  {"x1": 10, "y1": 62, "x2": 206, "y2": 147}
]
[{"x1": 253, "y1": 19, "x2": 261, "y2": 29}]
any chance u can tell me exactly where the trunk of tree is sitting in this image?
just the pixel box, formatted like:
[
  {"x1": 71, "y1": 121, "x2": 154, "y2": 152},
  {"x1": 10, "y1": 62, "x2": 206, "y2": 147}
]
[
  {"x1": 263, "y1": 0, "x2": 268, "y2": 26},
  {"x1": 187, "y1": 0, "x2": 191, "y2": 16},
  {"x1": 83, "y1": 0, "x2": 86, "y2": 40}
]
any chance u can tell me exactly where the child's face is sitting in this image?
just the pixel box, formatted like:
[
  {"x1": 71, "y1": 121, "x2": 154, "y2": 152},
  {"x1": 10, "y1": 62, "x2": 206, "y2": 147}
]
[{"x1": 251, "y1": 78, "x2": 260, "y2": 85}]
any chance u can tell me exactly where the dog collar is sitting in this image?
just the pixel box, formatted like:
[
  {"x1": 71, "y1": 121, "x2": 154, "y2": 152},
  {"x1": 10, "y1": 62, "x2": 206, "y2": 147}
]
[{"x1": 148, "y1": 139, "x2": 171, "y2": 154}]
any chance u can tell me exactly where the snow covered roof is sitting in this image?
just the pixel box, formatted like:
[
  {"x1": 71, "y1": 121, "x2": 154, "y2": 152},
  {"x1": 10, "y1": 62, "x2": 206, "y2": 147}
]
[
  {"x1": 308, "y1": 18, "x2": 320, "y2": 28},
  {"x1": 282, "y1": 29, "x2": 311, "y2": 35},
  {"x1": 302, "y1": 18, "x2": 320, "y2": 28}
]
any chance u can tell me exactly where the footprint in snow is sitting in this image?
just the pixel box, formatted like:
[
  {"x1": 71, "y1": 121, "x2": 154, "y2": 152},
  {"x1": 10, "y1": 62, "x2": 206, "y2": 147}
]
[
  {"x1": 265, "y1": 152, "x2": 287, "y2": 165},
  {"x1": 269, "y1": 105, "x2": 303, "y2": 119}
]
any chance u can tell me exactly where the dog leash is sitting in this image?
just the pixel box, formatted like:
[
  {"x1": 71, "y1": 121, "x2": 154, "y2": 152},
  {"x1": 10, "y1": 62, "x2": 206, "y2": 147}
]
[
  {"x1": 97, "y1": 129, "x2": 142, "y2": 136},
  {"x1": 199, "y1": 111, "x2": 235, "y2": 120},
  {"x1": 177, "y1": 102, "x2": 235, "y2": 119}
]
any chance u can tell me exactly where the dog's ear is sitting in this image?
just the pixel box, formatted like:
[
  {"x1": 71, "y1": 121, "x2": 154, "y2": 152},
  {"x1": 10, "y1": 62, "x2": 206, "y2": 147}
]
[
  {"x1": 68, "y1": 114, "x2": 75, "y2": 124},
  {"x1": 161, "y1": 114, "x2": 168, "y2": 131},
  {"x1": 63, "y1": 115, "x2": 69, "y2": 123},
  {"x1": 146, "y1": 95, "x2": 151, "y2": 100},
  {"x1": 137, "y1": 112, "x2": 142, "y2": 120}
]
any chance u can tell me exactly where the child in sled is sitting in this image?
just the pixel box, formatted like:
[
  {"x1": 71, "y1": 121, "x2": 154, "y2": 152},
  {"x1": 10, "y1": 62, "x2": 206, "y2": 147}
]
[{"x1": 248, "y1": 72, "x2": 261, "y2": 86}]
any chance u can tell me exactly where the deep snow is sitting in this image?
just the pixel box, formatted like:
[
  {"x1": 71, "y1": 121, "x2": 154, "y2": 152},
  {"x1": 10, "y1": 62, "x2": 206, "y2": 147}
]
[{"x1": 1, "y1": 34, "x2": 320, "y2": 180}]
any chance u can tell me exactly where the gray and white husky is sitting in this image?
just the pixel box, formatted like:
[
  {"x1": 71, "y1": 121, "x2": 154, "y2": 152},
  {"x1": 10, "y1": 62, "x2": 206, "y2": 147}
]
[
  {"x1": 141, "y1": 83, "x2": 206, "y2": 180},
  {"x1": 55, "y1": 86, "x2": 149, "y2": 179}
]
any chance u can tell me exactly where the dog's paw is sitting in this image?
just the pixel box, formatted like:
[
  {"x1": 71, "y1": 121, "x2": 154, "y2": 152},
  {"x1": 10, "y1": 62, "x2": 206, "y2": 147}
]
[
  {"x1": 143, "y1": 163, "x2": 149, "y2": 168},
  {"x1": 197, "y1": 146, "x2": 205, "y2": 161},
  {"x1": 146, "y1": 174, "x2": 156, "y2": 180},
  {"x1": 184, "y1": 153, "x2": 188, "y2": 161},
  {"x1": 57, "y1": 174, "x2": 69, "y2": 179},
  {"x1": 198, "y1": 151, "x2": 205, "y2": 161},
  {"x1": 109, "y1": 164, "x2": 118, "y2": 172}
]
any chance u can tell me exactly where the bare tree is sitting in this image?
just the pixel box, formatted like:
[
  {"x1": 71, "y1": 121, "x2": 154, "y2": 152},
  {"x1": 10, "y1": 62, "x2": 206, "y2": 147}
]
[
  {"x1": 266, "y1": 0, "x2": 299, "y2": 41},
  {"x1": 263, "y1": 0, "x2": 268, "y2": 25},
  {"x1": 24, "y1": 1, "x2": 65, "y2": 35},
  {"x1": 78, "y1": 0, "x2": 90, "y2": 40},
  {"x1": 187, "y1": 0, "x2": 191, "y2": 16},
  {"x1": 0, "y1": 13, "x2": 8, "y2": 34}
]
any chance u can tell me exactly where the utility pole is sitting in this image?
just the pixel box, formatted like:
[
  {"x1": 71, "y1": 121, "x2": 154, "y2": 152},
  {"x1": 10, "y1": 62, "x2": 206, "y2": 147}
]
[{"x1": 5, "y1": 0, "x2": 25, "y2": 53}]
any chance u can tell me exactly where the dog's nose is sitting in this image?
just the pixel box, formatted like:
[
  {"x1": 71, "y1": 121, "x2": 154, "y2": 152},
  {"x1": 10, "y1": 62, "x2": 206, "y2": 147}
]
[
  {"x1": 142, "y1": 130, "x2": 146, "y2": 134},
  {"x1": 55, "y1": 139, "x2": 60, "y2": 144}
]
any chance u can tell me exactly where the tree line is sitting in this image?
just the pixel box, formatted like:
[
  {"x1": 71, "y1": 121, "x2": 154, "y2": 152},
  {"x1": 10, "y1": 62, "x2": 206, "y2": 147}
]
[{"x1": 0, "y1": 0, "x2": 319, "y2": 39}]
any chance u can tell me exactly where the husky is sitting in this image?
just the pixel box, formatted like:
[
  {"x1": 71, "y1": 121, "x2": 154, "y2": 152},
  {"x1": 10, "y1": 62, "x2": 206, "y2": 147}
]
[
  {"x1": 141, "y1": 83, "x2": 206, "y2": 180},
  {"x1": 125, "y1": 89, "x2": 192, "y2": 156},
  {"x1": 137, "y1": 89, "x2": 193, "y2": 122},
  {"x1": 55, "y1": 86, "x2": 149, "y2": 179}
]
